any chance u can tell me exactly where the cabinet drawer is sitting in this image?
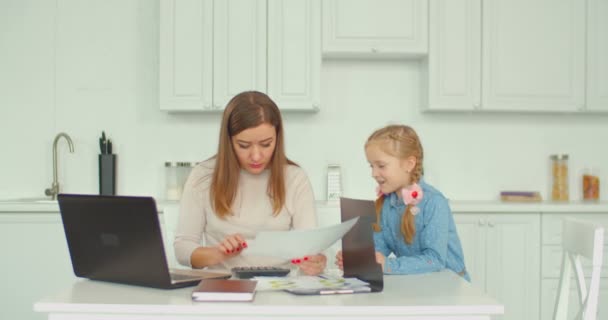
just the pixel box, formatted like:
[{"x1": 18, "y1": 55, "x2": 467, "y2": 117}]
[
  {"x1": 541, "y1": 278, "x2": 608, "y2": 320},
  {"x1": 542, "y1": 213, "x2": 608, "y2": 245},
  {"x1": 542, "y1": 244, "x2": 608, "y2": 278}
]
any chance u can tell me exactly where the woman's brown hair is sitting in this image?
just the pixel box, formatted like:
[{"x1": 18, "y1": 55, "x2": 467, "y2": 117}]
[
  {"x1": 366, "y1": 125, "x2": 424, "y2": 244},
  {"x1": 210, "y1": 91, "x2": 296, "y2": 218}
]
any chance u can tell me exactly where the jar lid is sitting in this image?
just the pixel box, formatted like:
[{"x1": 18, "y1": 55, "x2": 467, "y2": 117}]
[
  {"x1": 165, "y1": 161, "x2": 194, "y2": 167},
  {"x1": 550, "y1": 154, "x2": 569, "y2": 160}
]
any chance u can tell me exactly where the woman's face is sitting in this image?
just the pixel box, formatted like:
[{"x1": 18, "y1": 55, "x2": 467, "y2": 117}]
[
  {"x1": 231, "y1": 123, "x2": 277, "y2": 174},
  {"x1": 365, "y1": 143, "x2": 414, "y2": 195}
]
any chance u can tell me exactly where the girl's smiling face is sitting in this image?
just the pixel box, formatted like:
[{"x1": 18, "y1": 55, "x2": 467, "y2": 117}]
[{"x1": 365, "y1": 143, "x2": 415, "y2": 196}]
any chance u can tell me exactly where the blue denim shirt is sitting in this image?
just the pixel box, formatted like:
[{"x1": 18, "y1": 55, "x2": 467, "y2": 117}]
[{"x1": 373, "y1": 179, "x2": 470, "y2": 281}]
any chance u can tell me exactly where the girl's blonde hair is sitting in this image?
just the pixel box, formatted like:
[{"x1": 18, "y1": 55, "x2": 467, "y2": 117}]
[
  {"x1": 210, "y1": 91, "x2": 296, "y2": 218},
  {"x1": 365, "y1": 125, "x2": 424, "y2": 244}
]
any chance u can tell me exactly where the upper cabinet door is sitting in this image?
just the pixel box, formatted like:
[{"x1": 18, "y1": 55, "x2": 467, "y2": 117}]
[
  {"x1": 160, "y1": 0, "x2": 213, "y2": 111},
  {"x1": 424, "y1": 0, "x2": 481, "y2": 111},
  {"x1": 322, "y1": 0, "x2": 428, "y2": 58},
  {"x1": 586, "y1": 0, "x2": 608, "y2": 112},
  {"x1": 213, "y1": 0, "x2": 267, "y2": 110},
  {"x1": 481, "y1": 0, "x2": 585, "y2": 112},
  {"x1": 268, "y1": 0, "x2": 321, "y2": 111}
]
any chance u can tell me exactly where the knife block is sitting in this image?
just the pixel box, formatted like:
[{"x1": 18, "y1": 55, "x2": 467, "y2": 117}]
[{"x1": 99, "y1": 154, "x2": 116, "y2": 195}]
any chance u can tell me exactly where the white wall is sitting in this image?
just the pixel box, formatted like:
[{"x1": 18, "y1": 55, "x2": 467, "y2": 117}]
[{"x1": 2, "y1": 0, "x2": 607, "y2": 202}]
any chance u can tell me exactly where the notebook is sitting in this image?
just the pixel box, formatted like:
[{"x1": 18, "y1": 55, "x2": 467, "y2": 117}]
[
  {"x1": 339, "y1": 197, "x2": 384, "y2": 293},
  {"x1": 57, "y1": 194, "x2": 231, "y2": 289},
  {"x1": 192, "y1": 279, "x2": 257, "y2": 302}
]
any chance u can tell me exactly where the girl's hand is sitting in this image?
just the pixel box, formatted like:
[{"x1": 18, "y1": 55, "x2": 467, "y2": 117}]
[
  {"x1": 293, "y1": 253, "x2": 327, "y2": 276},
  {"x1": 335, "y1": 250, "x2": 343, "y2": 270},
  {"x1": 217, "y1": 234, "x2": 248, "y2": 259},
  {"x1": 375, "y1": 251, "x2": 386, "y2": 271}
]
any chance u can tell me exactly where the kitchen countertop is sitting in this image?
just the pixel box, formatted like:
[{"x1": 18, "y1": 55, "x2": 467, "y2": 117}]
[{"x1": 1, "y1": 198, "x2": 608, "y2": 213}]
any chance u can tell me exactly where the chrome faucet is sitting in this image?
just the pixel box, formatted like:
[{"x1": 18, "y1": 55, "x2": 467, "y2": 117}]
[{"x1": 45, "y1": 132, "x2": 75, "y2": 200}]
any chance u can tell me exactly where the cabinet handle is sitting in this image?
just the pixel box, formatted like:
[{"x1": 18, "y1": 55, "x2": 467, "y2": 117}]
[
  {"x1": 371, "y1": 48, "x2": 378, "y2": 53},
  {"x1": 488, "y1": 222, "x2": 495, "y2": 228},
  {"x1": 478, "y1": 220, "x2": 486, "y2": 226}
]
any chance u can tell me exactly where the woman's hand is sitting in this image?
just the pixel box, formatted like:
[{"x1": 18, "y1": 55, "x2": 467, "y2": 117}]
[
  {"x1": 190, "y1": 234, "x2": 248, "y2": 268},
  {"x1": 335, "y1": 250, "x2": 343, "y2": 270},
  {"x1": 294, "y1": 253, "x2": 327, "y2": 276},
  {"x1": 217, "y1": 234, "x2": 248, "y2": 259},
  {"x1": 375, "y1": 251, "x2": 386, "y2": 271}
]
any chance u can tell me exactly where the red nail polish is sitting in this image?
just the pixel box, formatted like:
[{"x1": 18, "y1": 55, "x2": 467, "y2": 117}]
[
  {"x1": 412, "y1": 191, "x2": 418, "y2": 198},
  {"x1": 231, "y1": 249, "x2": 235, "y2": 253},
  {"x1": 242, "y1": 242, "x2": 248, "y2": 248},
  {"x1": 303, "y1": 256, "x2": 309, "y2": 261},
  {"x1": 225, "y1": 249, "x2": 230, "y2": 254},
  {"x1": 236, "y1": 247, "x2": 241, "y2": 251},
  {"x1": 291, "y1": 259, "x2": 296, "y2": 264},
  {"x1": 295, "y1": 259, "x2": 301, "y2": 264}
]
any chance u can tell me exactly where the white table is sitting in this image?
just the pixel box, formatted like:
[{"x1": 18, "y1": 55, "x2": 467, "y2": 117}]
[{"x1": 34, "y1": 271, "x2": 503, "y2": 320}]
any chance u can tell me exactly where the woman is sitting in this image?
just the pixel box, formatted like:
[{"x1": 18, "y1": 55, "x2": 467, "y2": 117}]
[{"x1": 174, "y1": 91, "x2": 326, "y2": 276}]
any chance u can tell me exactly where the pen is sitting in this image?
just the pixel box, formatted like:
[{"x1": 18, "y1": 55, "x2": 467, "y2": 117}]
[{"x1": 107, "y1": 139, "x2": 112, "y2": 154}]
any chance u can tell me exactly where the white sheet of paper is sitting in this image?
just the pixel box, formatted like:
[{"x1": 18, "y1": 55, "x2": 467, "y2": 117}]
[{"x1": 242, "y1": 217, "x2": 359, "y2": 260}]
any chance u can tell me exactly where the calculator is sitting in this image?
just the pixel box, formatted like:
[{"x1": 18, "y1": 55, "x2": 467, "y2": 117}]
[{"x1": 231, "y1": 266, "x2": 291, "y2": 279}]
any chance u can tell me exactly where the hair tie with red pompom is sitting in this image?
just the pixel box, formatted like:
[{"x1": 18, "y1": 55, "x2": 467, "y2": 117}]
[
  {"x1": 401, "y1": 183, "x2": 424, "y2": 215},
  {"x1": 375, "y1": 185, "x2": 386, "y2": 198}
]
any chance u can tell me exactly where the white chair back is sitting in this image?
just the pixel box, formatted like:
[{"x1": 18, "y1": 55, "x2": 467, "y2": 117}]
[{"x1": 553, "y1": 218, "x2": 605, "y2": 320}]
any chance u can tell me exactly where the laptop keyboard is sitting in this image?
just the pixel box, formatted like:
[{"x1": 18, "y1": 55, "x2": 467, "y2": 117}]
[{"x1": 170, "y1": 273, "x2": 199, "y2": 281}]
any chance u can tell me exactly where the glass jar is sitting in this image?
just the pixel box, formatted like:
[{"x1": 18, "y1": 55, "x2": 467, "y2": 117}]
[
  {"x1": 582, "y1": 167, "x2": 600, "y2": 201},
  {"x1": 165, "y1": 162, "x2": 193, "y2": 200},
  {"x1": 550, "y1": 154, "x2": 569, "y2": 201}
]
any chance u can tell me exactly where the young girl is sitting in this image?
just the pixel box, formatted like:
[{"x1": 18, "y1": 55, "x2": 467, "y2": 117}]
[{"x1": 337, "y1": 125, "x2": 469, "y2": 280}]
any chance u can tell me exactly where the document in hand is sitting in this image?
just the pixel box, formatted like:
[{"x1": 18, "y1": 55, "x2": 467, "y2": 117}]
[
  {"x1": 242, "y1": 217, "x2": 359, "y2": 260},
  {"x1": 191, "y1": 279, "x2": 257, "y2": 302}
]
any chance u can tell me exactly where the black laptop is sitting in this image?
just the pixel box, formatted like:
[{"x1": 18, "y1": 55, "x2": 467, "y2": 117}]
[
  {"x1": 340, "y1": 197, "x2": 384, "y2": 292},
  {"x1": 57, "y1": 194, "x2": 230, "y2": 289}
]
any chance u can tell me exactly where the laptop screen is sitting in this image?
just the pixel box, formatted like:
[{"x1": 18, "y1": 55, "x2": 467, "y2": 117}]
[{"x1": 58, "y1": 194, "x2": 173, "y2": 286}]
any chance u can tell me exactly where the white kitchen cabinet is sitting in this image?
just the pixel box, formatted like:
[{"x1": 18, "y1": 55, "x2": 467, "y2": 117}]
[
  {"x1": 267, "y1": 0, "x2": 321, "y2": 111},
  {"x1": 540, "y1": 213, "x2": 608, "y2": 320},
  {"x1": 322, "y1": 0, "x2": 428, "y2": 58},
  {"x1": 481, "y1": 0, "x2": 585, "y2": 112},
  {"x1": 160, "y1": 0, "x2": 265, "y2": 111},
  {"x1": 0, "y1": 214, "x2": 75, "y2": 320},
  {"x1": 586, "y1": 0, "x2": 608, "y2": 112},
  {"x1": 159, "y1": 0, "x2": 213, "y2": 111},
  {"x1": 160, "y1": 0, "x2": 320, "y2": 112},
  {"x1": 455, "y1": 213, "x2": 540, "y2": 320},
  {"x1": 541, "y1": 279, "x2": 608, "y2": 320},
  {"x1": 426, "y1": 0, "x2": 586, "y2": 112},
  {"x1": 424, "y1": 0, "x2": 481, "y2": 111},
  {"x1": 212, "y1": 0, "x2": 267, "y2": 110}
]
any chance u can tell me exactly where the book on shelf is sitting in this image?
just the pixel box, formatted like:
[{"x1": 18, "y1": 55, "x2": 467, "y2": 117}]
[
  {"x1": 191, "y1": 279, "x2": 257, "y2": 302},
  {"x1": 499, "y1": 191, "x2": 542, "y2": 202}
]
